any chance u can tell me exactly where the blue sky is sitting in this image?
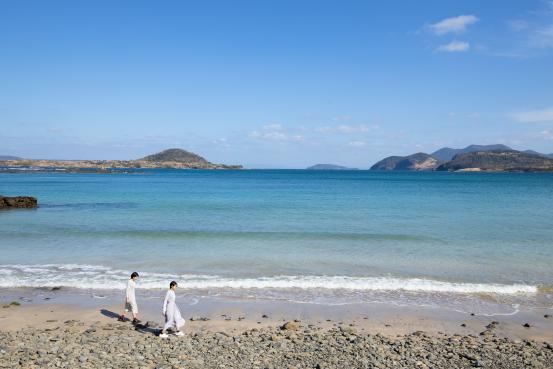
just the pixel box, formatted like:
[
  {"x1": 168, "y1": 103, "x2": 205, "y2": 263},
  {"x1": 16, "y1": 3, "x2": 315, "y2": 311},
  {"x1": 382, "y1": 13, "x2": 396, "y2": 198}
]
[{"x1": 1, "y1": 0, "x2": 553, "y2": 168}]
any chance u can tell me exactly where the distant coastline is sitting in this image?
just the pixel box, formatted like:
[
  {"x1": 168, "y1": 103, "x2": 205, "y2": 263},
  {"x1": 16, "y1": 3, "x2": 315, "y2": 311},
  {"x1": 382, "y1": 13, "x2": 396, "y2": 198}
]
[{"x1": 0, "y1": 148, "x2": 243, "y2": 172}]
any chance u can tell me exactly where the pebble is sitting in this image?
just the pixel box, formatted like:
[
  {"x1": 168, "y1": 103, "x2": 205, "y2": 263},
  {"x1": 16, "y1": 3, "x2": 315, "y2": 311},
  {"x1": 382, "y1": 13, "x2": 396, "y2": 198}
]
[{"x1": 0, "y1": 322, "x2": 552, "y2": 369}]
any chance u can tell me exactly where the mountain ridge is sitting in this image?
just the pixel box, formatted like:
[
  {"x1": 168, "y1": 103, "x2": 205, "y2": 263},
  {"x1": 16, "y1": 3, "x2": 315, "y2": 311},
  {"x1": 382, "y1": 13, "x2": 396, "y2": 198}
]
[
  {"x1": 437, "y1": 150, "x2": 553, "y2": 172},
  {"x1": 371, "y1": 144, "x2": 553, "y2": 172},
  {"x1": 370, "y1": 153, "x2": 438, "y2": 171},
  {"x1": 431, "y1": 144, "x2": 512, "y2": 162},
  {"x1": 0, "y1": 155, "x2": 22, "y2": 161}
]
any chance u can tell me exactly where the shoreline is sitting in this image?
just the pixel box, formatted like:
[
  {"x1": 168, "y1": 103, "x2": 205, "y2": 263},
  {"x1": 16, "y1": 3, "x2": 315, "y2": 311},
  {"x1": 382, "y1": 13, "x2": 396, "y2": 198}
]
[{"x1": 1, "y1": 288, "x2": 552, "y2": 343}]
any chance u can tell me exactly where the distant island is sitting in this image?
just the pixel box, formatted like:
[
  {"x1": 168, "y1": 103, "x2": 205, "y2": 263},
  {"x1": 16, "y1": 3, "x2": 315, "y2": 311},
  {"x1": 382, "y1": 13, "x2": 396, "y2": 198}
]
[
  {"x1": 0, "y1": 148, "x2": 243, "y2": 172},
  {"x1": 370, "y1": 144, "x2": 553, "y2": 172},
  {"x1": 306, "y1": 164, "x2": 358, "y2": 170}
]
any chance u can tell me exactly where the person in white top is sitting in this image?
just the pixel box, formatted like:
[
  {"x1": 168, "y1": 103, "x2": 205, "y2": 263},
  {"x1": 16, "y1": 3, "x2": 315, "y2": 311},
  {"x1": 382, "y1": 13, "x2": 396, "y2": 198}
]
[
  {"x1": 119, "y1": 272, "x2": 140, "y2": 324},
  {"x1": 159, "y1": 281, "x2": 185, "y2": 338}
]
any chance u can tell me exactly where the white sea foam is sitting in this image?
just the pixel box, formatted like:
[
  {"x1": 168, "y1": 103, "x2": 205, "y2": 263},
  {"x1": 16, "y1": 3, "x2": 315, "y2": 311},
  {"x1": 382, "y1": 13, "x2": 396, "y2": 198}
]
[{"x1": 0, "y1": 264, "x2": 537, "y2": 295}]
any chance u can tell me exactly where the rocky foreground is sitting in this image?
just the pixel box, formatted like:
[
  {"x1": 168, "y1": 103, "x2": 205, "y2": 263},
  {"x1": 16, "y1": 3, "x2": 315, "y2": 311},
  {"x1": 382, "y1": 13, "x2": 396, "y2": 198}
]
[{"x1": 1, "y1": 320, "x2": 552, "y2": 369}]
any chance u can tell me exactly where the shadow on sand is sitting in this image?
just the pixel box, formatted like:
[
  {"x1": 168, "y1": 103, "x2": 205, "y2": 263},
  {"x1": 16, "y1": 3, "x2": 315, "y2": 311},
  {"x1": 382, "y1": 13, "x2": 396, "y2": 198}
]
[{"x1": 100, "y1": 309, "x2": 160, "y2": 336}]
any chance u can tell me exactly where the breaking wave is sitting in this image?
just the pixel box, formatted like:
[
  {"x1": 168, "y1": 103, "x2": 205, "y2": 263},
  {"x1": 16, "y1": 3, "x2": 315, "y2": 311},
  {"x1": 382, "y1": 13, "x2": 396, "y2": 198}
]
[{"x1": 0, "y1": 264, "x2": 537, "y2": 295}]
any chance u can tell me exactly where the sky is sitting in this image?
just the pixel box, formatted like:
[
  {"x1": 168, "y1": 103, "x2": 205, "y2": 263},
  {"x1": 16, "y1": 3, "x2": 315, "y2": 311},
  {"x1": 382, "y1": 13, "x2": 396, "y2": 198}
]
[{"x1": 1, "y1": 0, "x2": 553, "y2": 168}]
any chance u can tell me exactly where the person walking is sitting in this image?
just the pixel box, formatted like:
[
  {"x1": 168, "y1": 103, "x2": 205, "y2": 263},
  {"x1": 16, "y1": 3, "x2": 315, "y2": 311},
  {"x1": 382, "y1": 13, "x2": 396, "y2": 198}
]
[
  {"x1": 119, "y1": 272, "x2": 140, "y2": 324},
  {"x1": 159, "y1": 281, "x2": 185, "y2": 338}
]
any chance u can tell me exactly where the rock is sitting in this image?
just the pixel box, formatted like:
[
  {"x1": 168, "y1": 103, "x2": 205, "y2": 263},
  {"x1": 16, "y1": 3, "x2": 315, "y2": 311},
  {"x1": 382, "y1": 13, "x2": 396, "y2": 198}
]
[
  {"x1": 473, "y1": 359, "x2": 484, "y2": 367},
  {"x1": 262, "y1": 314, "x2": 269, "y2": 319},
  {"x1": 0, "y1": 196, "x2": 38, "y2": 209},
  {"x1": 523, "y1": 323, "x2": 531, "y2": 328},
  {"x1": 281, "y1": 322, "x2": 300, "y2": 331},
  {"x1": 2, "y1": 319, "x2": 553, "y2": 368},
  {"x1": 339, "y1": 326, "x2": 357, "y2": 336}
]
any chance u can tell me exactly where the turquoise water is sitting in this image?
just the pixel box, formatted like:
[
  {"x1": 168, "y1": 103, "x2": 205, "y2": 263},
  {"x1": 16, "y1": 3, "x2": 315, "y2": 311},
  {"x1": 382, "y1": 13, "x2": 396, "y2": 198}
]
[{"x1": 1, "y1": 170, "x2": 552, "y2": 312}]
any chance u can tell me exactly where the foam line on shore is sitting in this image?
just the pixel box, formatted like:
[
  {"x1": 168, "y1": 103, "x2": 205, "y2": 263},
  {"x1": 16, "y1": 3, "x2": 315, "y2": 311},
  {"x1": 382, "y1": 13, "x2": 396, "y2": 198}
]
[{"x1": 0, "y1": 264, "x2": 537, "y2": 295}]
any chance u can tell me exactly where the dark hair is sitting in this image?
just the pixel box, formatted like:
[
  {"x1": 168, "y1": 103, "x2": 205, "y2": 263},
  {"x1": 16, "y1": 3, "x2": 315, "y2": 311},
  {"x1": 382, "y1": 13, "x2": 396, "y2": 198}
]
[
  {"x1": 131, "y1": 272, "x2": 139, "y2": 279},
  {"x1": 170, "y1": 281, "x2": 177, "y2": 288}
]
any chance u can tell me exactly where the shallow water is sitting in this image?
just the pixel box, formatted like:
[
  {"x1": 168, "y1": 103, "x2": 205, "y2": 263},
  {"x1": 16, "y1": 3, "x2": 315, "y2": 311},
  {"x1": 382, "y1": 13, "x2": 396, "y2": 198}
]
[{"x1": 1, "y1": 170, "x2": 552, "y2": 313}]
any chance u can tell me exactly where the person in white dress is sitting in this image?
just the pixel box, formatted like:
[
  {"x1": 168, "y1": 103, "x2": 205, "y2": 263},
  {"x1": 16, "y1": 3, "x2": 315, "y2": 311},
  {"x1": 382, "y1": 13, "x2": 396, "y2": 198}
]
[
  {"x1": 159, "y1": 281, "x2": 185, "y2": 338},
  {"x1": 119, "y1": 272, "x2": 140, "y2": 324}
]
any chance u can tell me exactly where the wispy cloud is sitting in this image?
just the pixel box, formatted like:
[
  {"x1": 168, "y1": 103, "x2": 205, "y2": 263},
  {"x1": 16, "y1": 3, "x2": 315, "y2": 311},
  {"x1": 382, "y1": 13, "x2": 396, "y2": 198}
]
[
  {"x1": 347, "y1": 141, "x2": 367, "y2": 147},
  {"x1": 508, "y1": 19, "x2": 529, "y2": 31},
  {"x1": 494, "y1": 2, "x2": 553, "y2": 57},
  {"x1": 510, "y1": 106, "x2": 553, "y2": 123},
  {"x1": 530, "y1": 25, "x2": 553, "y2": 48},
  {"x1": 211, "y1": 137, "x2": 228, "y2": 146},
  {"x1": 248, "y1": 130, "x2": 304, "y2": 142},
  {"x1": 436, "y1": 41, "x2": 470, "y2": 52},
  {"x1": 315, "y1": 124, "x2": 378, "y2": 134},
  {"x1": 429, "y1": 15, "x2": 479, "y2": 35},
  {"x1": 539, "y1": 130, "x2": 553, "y2": 140},
  {"x1": 330, "y1": 115, "x2": 352, "y2": 122},
  {"x1": 249, "y1": 123, "x2": 304, "y2": 141},
  {"x1": 262, "y1": 123, "x2": 283, "y2": 131}
]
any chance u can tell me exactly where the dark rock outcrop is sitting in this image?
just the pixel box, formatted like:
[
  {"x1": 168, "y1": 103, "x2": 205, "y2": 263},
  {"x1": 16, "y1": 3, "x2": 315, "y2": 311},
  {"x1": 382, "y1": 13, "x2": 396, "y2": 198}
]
[
  {"x1": 370, "y1": 153, "x2": 438, "y2": 171},
  {"x1": 0, "y1": 196, "x2": 38, "y2": 209},
  {"x1": 436, "y1": 150, "x2": 553, "y2": 172}
]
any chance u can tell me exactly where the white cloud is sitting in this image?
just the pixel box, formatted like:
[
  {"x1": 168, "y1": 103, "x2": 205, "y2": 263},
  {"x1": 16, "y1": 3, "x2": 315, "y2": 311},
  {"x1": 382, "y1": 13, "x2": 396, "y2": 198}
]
[
  {"x1": 511, "y1": 107, "x2": 553, "y2": 123},
  {"x1": 436, "y1": 41, "x2": 470, "y2": 52},
  {"x1": 262, "y1": 123, "x2": 283, "y2": 131},
  {"x1": 331, "y1": 115, "x2": 352, "y2": 122},
  {"x1": 316, "y1": 124, "x2": 378, "y2": 134},
  {"x1": 347, "y1": 141, "x2": 367, "y2": 147},
  {"x1": 212, "y1": 137, "x2": 228, "y2": 145},
  {"x1": 429, "y1": 15, "x2": 479, "y2": 35},
  {"x1": 248, "y1": 130, "x2": 303, "y2": 142}
]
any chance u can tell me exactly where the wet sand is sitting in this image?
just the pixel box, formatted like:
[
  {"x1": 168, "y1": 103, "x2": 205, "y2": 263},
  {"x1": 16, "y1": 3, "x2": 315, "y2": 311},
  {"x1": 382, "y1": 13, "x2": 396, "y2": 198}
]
[{"x1": 1, "y1": 287, "x2": 552, "y2": 343}]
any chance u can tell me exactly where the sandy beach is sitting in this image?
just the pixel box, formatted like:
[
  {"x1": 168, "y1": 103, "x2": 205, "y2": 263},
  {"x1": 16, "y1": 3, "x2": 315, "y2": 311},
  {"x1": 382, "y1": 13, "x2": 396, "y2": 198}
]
[{"x1": 1, "y1": 288, "x2": 553, "y2": 368}]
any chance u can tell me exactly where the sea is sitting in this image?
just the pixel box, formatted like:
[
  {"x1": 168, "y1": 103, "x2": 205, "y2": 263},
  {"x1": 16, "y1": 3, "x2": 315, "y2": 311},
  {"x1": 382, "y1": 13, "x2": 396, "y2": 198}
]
[{"x1": 1, "y1": 169, "x2": 552, "y2": 315}]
